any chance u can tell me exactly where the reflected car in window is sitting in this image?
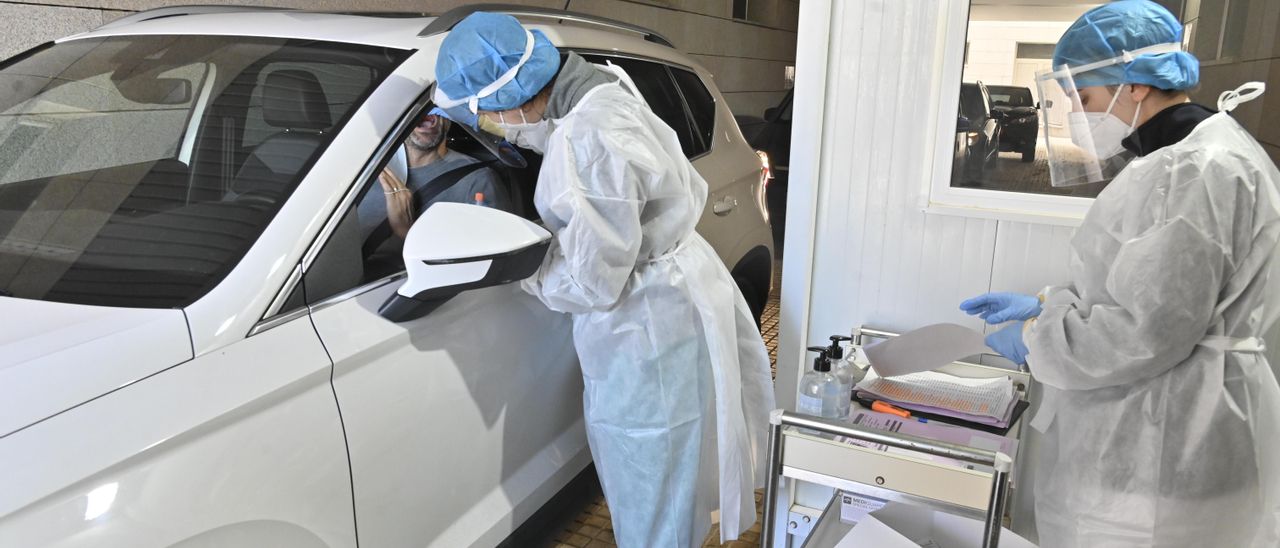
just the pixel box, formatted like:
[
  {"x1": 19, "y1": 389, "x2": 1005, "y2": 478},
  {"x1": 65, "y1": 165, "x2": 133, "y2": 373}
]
[
  {"x1": 956, "y1": 81, "x2": 1001, "y2": 184},
  {"x1": 0, "y1": 7, "x2": 773, "y2": 548},
  {"x1": 988, "y1": 84, "x2": 1039, "y2": 163}
]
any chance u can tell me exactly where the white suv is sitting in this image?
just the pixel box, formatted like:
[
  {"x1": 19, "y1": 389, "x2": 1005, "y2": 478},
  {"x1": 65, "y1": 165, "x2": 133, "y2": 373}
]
[{"x1": 0, "y1": 5, "x2": 773, "y2": 548}]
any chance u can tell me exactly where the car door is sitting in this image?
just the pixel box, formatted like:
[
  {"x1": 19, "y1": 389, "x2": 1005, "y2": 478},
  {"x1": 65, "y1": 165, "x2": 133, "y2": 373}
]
[{"x1": 300, "y1": 104, "x2": 586, "y2": 548}]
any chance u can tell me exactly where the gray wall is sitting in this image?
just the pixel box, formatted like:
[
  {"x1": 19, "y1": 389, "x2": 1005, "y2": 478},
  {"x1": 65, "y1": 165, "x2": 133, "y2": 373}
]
[
  {"x1": 0, "y1": 0, "x2": 798, "y2": 117},
  {"x1": 1173, "y1": 0, "x2": 1280, "y2": 164}
]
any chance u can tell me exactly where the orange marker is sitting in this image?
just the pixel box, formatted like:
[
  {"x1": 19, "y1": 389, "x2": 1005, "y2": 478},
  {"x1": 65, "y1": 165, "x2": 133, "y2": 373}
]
[{"x1": 871, "y1": 400, "x2": 911, "y2": 419}]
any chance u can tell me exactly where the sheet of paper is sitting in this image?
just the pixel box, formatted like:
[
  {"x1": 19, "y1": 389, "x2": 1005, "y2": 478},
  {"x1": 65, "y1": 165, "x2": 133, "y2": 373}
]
[
  {"x1": 835, "y1": 515, "x2": 918, "y2": 548},
  {"x1": 863, "y1": 323, "x2": 990, "y2": 377},
  {"x1": 856, "y1": 369, "x2": 1015, "y2": 422}
]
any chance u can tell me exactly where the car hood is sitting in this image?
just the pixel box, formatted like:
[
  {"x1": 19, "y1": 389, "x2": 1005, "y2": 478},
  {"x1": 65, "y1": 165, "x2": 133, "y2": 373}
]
[{"x1": 0, "y1": 298, "x2": 192, "y2": 437}]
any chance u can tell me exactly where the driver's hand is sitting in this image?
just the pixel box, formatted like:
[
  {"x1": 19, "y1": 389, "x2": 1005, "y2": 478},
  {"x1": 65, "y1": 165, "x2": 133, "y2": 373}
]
[{"x1": 379, "y1": 168, "x2": 413, "y2": 240}]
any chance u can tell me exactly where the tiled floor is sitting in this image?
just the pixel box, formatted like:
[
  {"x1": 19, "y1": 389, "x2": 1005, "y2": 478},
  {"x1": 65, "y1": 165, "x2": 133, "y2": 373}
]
[{"x1": 540, "y1": 264, "x2": 783, "y2": 548}]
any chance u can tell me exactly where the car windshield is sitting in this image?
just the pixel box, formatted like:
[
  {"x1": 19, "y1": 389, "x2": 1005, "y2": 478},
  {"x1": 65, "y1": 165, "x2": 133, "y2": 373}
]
[
  {"x1": 989, "y1": 87, "x2": 1033, "y2": 108},
  {"x1": 0, "y1": 35, "x2": 408, "y2": 308}
]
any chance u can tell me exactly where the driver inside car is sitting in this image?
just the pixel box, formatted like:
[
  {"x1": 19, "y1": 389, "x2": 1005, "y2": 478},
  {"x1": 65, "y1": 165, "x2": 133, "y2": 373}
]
[{"x1": 357, "y1": 112, "x2": 510, "y2": 240}]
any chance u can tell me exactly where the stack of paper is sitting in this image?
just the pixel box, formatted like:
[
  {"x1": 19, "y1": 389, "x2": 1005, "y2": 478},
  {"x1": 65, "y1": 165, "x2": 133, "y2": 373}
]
[{"x1": 855, "y1": 369, "x2": 1018, "y2": 427}]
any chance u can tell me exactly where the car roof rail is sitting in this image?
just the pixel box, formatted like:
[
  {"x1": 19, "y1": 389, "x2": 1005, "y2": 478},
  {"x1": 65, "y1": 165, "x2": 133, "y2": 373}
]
[
  {"x1": 96, "y1": 5, "x2": 295, "y2": 31},
  {"x1": 419, "y1": 3, "x2": 674, "y2": 48}
]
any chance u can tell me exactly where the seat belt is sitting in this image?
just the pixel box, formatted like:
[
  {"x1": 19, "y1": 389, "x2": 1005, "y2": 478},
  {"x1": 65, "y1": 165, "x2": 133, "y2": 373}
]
[{"x1": 362, "y1": 160, "x2": 490, "y2": 259}]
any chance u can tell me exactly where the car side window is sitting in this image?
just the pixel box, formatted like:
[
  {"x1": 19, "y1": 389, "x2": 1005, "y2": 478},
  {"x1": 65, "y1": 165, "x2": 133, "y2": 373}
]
[
  {"x1": 670, "y1": 68, "x2": 716, "y2": 155},
  {"x1": 301, "y1": 107, "x2": 525, "y2": 305},
  {"x1": 579, "y1": 54, "x2": 700, "y2": 159}
]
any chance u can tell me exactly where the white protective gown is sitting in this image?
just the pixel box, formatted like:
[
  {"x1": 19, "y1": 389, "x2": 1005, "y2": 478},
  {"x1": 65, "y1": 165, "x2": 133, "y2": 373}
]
[
  {"x1": 521, "y1": 66, "x2": 776, "y2": 547},
  {"x1": 1025, "y1": 98, "x2": 1280, "y2": 547}
]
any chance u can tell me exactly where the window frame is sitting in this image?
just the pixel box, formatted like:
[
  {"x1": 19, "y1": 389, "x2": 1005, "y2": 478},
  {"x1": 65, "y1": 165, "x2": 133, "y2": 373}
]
[
  {"x1": 924, "y1": 0, "x2": 1092, "y2": 227},
  {"x1": 256, "y1": 51, "x2": 724, "y2": 331},
  {"x1": 254, "y1": 85, "x2": 432, "y2": 331}
]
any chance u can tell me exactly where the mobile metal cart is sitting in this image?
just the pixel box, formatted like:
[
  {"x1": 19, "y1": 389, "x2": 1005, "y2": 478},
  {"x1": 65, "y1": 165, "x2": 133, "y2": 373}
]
[{"x1": 761, "y1": 327, "x2": 1033, "y2": 547}]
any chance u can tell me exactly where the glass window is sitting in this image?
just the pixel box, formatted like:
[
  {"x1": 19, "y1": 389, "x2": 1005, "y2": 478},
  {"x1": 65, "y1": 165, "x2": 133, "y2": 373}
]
[
  {"x1": 672, "y1": 67, "x2": 716, "y2": 155},
  {"x1": 948, "y1": 5, "x2": 1109, "y2": 198},
  {"x1": 1014, "y1": 43, "x2": 1055, "y2": 60},
  {"x1": 0, "y1": 35, "x2": 408, "y2": 308},
  {"x1": 579, "y1": 54, "x2": 700, "y2": 159},
  {"x1": 303, "y1": 107, "x2": 533, "y2": 304}
]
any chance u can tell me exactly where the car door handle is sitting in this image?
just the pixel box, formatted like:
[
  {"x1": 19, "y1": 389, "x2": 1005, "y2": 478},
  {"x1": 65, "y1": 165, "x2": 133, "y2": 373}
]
[{"x1": 713, "y1": 196, "x2": 738, "y2": 216}]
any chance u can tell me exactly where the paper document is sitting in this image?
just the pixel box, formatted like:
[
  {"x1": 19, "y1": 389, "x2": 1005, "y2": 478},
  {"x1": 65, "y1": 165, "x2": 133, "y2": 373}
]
[
  {"x1": 863, "y1": 323, "x2": 990, "y2": 377},
  {"x1": 856, "y1": 369, "x2": 1017, "y2": 426},
  {"x1": 835, "y1": 408, "x2": 1018, "y2": 470},
  {"x1": 835, "y1": 514, "x2": 912, "y2": 548}
]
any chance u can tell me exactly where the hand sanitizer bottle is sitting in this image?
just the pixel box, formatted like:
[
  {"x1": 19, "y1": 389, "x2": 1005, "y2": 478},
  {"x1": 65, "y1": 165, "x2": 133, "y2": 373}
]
[
  {"x1": 798, "y1": 347, "x2": 844, "y2": 419},
  {"x1": 827, "y1": 336, "x2": 855, "y2": 419}
]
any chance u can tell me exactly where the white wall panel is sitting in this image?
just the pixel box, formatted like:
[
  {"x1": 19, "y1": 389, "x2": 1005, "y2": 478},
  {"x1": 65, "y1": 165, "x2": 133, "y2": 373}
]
[{"x1": 792, "y1": 0, "x2": 1005, "y2": 362}]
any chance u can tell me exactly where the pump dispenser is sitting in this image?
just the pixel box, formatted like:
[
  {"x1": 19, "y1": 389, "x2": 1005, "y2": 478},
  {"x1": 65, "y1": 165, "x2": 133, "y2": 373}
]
[
  {"x1": 827, "y1": 335, "x2": 855, "y2": 418},
  {"x1": 798, "y1": 346, "x2": 844, "y2": 419}
]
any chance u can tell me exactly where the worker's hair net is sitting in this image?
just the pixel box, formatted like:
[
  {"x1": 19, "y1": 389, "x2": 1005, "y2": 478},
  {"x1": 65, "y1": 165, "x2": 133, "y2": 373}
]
[
  {"x1": 434, "y1": 12, "x2": 561, "y2": 113},
  {"x1": 1053, "y1": 0, "x2": 1199, "y2": 91}
]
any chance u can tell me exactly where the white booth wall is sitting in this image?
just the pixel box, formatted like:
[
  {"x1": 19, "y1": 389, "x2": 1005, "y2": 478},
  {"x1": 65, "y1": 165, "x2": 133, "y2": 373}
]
[{"x1": 776, "y1": 0, "x2": 1280, "y2": 541}]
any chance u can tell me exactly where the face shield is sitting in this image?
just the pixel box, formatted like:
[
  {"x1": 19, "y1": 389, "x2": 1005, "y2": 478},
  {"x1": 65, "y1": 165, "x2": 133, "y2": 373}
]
[
  {"x1": 428, "y1": 87, "x2": 527, "y2": 169},
  {"x1": 431, "y1": 88, "x2": 505, "y2": 137},
  {"x1": 1034, "y1": 42, "x2": 1182, "y2": 187}
]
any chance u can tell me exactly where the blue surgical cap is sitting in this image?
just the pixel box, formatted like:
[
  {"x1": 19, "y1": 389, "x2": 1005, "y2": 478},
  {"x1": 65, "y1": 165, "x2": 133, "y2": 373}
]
[
  {"x1": 1053, "y1": 0, "x2": 1199, "y2": 90},
  {"x1": 434, "y1": 12, "x2": 561, "y2": 112}
]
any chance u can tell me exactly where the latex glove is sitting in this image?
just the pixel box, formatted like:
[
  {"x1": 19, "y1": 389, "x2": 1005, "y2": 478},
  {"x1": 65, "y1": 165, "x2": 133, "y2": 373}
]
[
  {"x1": 985, "y1": 322, "x2": 1030, "y2": 365},
  {"x1": 960, "y1": 292, "x2": 1042, "y2": 324}
]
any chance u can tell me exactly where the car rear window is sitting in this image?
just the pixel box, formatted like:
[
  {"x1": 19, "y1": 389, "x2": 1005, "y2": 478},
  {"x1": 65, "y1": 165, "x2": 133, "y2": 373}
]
[
  {"x1": 580, "y1": 54, "x2": 701, "y2": 159},
  {"x1": 671, "y1": 68, "x2": 716, "y2": 155},
  {"x1": 0, "y1": 35, "x2": 409, "y2": 308}
]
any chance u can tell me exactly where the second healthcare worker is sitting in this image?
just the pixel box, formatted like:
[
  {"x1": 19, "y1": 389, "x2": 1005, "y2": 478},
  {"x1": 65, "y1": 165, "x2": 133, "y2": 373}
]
[{"x1": 962, "y1": 1, "x2": 1280, "y2": 546}]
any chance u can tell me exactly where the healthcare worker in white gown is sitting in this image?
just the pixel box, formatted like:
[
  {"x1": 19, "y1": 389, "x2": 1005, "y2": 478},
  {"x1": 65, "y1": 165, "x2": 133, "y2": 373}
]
[
  {"x1": 960, "y1": 2, "x2": 1280, "y2": 547},
  {"x1": 432, "y1": 12, "x2": 776, "y2": 547}
]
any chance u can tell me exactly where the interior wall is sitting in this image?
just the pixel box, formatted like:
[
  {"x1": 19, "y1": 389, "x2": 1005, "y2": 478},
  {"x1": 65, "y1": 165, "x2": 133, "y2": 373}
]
[{"x1": 0, "y1": 0, "x2": 799, "y2": 116}]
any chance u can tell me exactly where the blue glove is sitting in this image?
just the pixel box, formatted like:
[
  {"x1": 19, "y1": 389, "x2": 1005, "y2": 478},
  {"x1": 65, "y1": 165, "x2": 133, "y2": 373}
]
[
  {"x1": 985, "y1": 322, "x2": 1030, "y2": 365},
  {"x1": 960, "y1": 292, "x2": 1041, "y2": 324}
]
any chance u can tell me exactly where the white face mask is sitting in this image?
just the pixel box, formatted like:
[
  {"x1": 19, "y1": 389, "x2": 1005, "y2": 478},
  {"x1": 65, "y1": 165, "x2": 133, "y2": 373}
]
[
  {"x1": 496, "y1": 110, "x2": 553, "y2": 154},
  {"x1": 1072, "y1": 85, "x2": 1143, "y2": 160}
]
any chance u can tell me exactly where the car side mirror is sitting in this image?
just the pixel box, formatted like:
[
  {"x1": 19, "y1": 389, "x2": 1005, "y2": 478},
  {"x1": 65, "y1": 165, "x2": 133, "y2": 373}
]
[
  {"x1": 379, "y1": 203, "x2": 551, "y2": 322},
  {"x1": 956, "y1": 116, "x2": 971, "y2": 132}
]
